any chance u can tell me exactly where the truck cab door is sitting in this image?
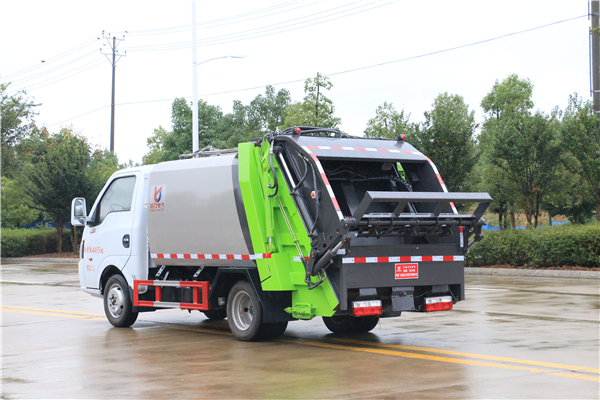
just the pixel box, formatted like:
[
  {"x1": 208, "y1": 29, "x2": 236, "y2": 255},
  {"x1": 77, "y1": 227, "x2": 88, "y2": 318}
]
[{"x1": 82, "y1": 175, "x2": 137, "y2": 289}]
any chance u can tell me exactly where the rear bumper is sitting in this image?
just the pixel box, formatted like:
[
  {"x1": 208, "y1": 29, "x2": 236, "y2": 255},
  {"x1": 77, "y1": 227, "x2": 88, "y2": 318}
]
[{"x1": 327, "y1": 247, "x2": 465, "y2": 314}]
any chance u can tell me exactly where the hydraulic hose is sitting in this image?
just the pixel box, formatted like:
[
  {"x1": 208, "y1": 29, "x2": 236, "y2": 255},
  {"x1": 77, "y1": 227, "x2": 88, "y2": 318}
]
[
  {"x1": 291, "y1": 154, "x2": 309, "y2": 195},
  {"x1": 308, "y1": 158, "x2": 320, "y2": 236},
  {"x1": 267, "y1": 142, "x2": 278, "y2": 198}
]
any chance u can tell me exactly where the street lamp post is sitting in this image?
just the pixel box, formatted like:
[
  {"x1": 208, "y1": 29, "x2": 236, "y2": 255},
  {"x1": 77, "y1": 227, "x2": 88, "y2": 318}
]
[
  {"x1": 191, "y1": 55, "x2": 247, "y2": 152},
  {"x1": 191, "y1": 2, "x2": 246, "y2": 152}
]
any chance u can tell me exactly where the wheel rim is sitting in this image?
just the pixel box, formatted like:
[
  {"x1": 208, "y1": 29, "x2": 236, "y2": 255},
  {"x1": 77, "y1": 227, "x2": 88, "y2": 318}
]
[
  {"x1": 106, "y1": 284, "x2": 124, "y2": 318},
  {"x1": 231, "y1": 290, "x2": 253, "y2": 331}
]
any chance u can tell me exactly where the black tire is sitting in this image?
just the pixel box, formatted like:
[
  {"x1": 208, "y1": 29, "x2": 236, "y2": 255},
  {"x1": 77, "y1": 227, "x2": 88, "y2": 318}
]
[
  {"x1": 104, "y1": 274, "x2": 138, "y2": 327},
  {"x1": 261, "y1": 321, "x2": 288, "y2": 340},
  {"x1": 323, "y1": 315, "x2": 380, "y2": 334},
  {"x1": 323, "y1": 315, "x2": 354, "y2": 334},
  {"x1": 227, "y1": 281, "x2": 265, "y2": 341},
  {"x1": 203, "y1": 309, "x2": 227, "y2": 320},
  {"x1": 353, "y1": 315, "x2": 379, "y2": 333}
]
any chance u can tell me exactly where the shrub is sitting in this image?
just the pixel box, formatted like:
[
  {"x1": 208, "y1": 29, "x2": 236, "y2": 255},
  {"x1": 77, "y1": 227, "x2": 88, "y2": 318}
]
[
  {"x1": 1, "y1": 228, "x2": 73, "y2": 257},
  {"x1": 466, "y1": 223, "x2": 600, "y2": 268}
]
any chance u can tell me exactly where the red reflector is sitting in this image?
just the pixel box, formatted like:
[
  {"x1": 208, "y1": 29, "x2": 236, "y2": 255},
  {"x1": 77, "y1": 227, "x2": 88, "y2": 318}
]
[
  {"x1": 425, "y1": 296, "x2": 453, "y2": 312},
  {"x1": 425, "y1": 302, "x2": 453, "y2": 312},
  {"x1": 295, "y1": 127, "x2": 301, "y2": 134},
  {"x1": 352, "y1": 300, "x2": 382, "y2": 316}
]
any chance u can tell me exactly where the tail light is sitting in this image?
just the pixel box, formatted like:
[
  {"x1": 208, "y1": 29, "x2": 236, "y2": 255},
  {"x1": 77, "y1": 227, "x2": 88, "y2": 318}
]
[
  {"x1": 353, "y1": 300, "x2": 382, "y2": 316},
  {"x1": 425, "y1": 296, "x2": 453, "y2": 312}
]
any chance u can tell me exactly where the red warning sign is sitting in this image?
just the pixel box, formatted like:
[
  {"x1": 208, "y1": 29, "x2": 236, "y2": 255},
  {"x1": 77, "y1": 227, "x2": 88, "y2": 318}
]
[{"x1": 395, "y1": 263, "x2": 418, "y2": 279}]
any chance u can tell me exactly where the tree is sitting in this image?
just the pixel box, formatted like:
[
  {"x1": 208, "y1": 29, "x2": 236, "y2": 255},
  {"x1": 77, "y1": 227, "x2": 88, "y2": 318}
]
[
  {"x1": 480, "y1": 75, "x2": 563, "y2": 227},
  {"x1": 1, "y1": 82, "x2": 40, "y2": 178},
  {"x1": 142, "y1": 126, "x2": 169, "y2": 165},
  {"x1": 21, "y1": 128, "x2": 117, "y2": 253},
  {"x1": 284, "y1": 73, "x2": 341, "y2": 129},
  {"x1": 248, "y1": 85, "x2": 292, "y2": 132},
  {"x1": 1, "y1": 177, "x2": 41, "y2": 228},
  {"x1": 214, "y1": 100, "x2": 258, "y2": 149},
  {"x1": 144, "y1": 98, "x2": 224, "y2": 163},
  {"x1": 561, "y1": 94, "x2": 600, "y2": 221},
  {"x1": 364, "y1": 102, "x2": 412, "y2": 139},
  {"x1": 410, "y1": 93, "x2": 478, "y2": 193},
  {"x1": 479, "y1": 161, "x2": 519, "y2": 229}
]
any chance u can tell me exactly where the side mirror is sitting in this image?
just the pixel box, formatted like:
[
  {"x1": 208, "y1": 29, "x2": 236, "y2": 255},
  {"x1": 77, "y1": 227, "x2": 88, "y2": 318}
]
[{"x1": 71, "y1": 198, "x2": 87, "y2": 227}]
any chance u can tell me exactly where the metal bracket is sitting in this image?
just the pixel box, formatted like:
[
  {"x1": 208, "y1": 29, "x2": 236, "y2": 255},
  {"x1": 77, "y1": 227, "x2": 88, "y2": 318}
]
[{"x1": 193, "y1": 266, "x2": 205, "y2": 278}]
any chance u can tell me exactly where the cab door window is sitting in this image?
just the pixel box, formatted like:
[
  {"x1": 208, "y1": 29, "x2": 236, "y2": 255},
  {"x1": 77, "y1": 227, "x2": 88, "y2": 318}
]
[{"x1": 96, "y1": 176, "x2": 136, "y2": 224}]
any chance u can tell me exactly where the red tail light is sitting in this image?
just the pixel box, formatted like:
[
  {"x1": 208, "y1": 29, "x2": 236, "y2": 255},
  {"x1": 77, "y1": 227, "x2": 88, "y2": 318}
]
[
  {"x1": 425, "y1": 296, "x2": 453, "y2": 312},
  {"x1": 353, "y1": 300, "x2": 382, "y2": 316}
]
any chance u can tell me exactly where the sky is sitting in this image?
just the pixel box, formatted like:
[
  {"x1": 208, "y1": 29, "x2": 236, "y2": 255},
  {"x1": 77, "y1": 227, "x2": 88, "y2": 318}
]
[{"x1": 1, "y1": 0, "x2": 595, "y2": 165}]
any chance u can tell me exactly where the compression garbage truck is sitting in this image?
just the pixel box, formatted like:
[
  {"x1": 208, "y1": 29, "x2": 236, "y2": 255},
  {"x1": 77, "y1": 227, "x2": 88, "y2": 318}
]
[{"x1": 71, "y1": 126, "x2": 492, "y2": 341}]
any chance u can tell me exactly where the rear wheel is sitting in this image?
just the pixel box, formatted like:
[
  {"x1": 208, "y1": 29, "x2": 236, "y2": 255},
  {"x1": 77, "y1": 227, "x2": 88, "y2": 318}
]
[
  {"x1": 323, "y1": 315, "x2": 380, "y2": 334},
  {"x1": 227, "y1": 281, "x2": 264, "y2": 341},
  {"x1": 104, "y1": 274, "x2": 138, "y2": 327},
  {"x1": 203, "y1": 309, "x2": 227, "y2": 320},
  {"x1": 323, "y1": 315, "x2": 354, "y2": 334},
  {"x1": 353, "y1": 315, "x2": 379, "y2": 332}
]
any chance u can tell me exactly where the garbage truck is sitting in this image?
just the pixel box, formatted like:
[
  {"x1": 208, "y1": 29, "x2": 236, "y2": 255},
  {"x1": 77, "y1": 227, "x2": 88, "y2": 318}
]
[{"x1": 71, "y1": 126, "x2": 492, "y2": 341}]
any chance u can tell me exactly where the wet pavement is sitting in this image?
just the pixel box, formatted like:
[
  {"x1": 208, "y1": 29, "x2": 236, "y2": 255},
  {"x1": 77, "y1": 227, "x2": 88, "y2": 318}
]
[{"x1": 1, "y1": 261, "x2": 599, "y2": 399}]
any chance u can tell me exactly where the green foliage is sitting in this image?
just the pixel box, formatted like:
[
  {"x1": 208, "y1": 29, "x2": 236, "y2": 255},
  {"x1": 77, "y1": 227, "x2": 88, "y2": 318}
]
[
  {"x1": 480, "y1": 74, "x2": 534, "y2": 119},
  {"x1": 213, "y1": 100, "x2": 260, "y2": 149},
  {"x1": 1, "y1": 228, "x2": 73, "y2": 257},
  {"x1": 19, "y1": 128, "x2": 114, "y2": 252},
  {"x1": 142, "y1": 86, "x2": 292, "y2": 164},
  {"x1": 1, "y1": 177, "x2": 41, "y2": 227},
  {"x1": 143, "y1": 126, "x2": 169, "y2": 165},
  {"x1": 466, "y1": 223, "x2": 600, "y2": 268},
  {"x1": 541, "y1": 167, "x2": 596, "y2": 224},
  {"x1": 1, "y1": 82, "x2": 41, "y2": 178},
  {"x1": 248, "y1": 85, "x2": 291, "y2": 133},
  {"x1": 144, "y1": 98, "x2": 224, "y2": 163},
  {"x1": 284, "y1": 73, "x2": 341, "y2": 129},
  {"x1": 480, "y1": 75, "x2": 563, "y2": 227},
  {"x1": 561, "y1": 94, "x2": 600, "y2": 219},
  {"x1": 409, "y1": 93, "x2": 478, "y2": 193},
  {"x1": 364, "y1": 102, "x2": 412, "y2": 139}
]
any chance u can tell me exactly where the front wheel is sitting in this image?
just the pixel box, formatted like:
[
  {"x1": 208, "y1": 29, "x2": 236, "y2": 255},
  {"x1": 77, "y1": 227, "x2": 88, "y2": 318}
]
[
  {"x1": 227, "y1": 281, "x2": 264, "y2": 341},
  {"x1": 104, "y1": 274, "x2": 138, "y2": 327}
]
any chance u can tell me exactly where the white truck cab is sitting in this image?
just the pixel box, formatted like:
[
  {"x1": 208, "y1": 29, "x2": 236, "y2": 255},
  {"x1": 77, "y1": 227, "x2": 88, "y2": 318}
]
[{"x1": 72, "y1": 166, "x2": 153, "y2": 298}]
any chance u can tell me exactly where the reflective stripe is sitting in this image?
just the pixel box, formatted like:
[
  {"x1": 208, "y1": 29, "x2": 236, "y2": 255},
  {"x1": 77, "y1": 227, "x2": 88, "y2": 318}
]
[
  {"x1": 302, "y1": 146, "x2": 345, "y2": 221},
  {"x1": 151, "y1": 253, "x2": 271, "y2": 260},
  {"x1": 342, "y1": 255, "x2": 464, "y2": 264}
]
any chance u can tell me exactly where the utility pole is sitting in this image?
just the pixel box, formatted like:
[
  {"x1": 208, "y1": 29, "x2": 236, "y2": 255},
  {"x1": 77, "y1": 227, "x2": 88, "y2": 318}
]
[
  {"x1": 192, "y1": 0, "x2": 199, "y2": 152},
  {"x1": 101, "y1": 32, "x2": 126, "y2": 153},
  {"x1": 592, "y1": 0, "x2": 599, "y2": 116}
]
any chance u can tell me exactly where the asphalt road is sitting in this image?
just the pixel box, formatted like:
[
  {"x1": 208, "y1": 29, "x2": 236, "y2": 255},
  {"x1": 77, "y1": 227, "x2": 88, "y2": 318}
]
[{"x1": 1, "y1": 260, "x2": 599, "y2": 399}]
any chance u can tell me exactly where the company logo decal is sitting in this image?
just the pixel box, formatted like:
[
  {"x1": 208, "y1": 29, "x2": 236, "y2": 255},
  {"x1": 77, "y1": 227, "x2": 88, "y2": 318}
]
[{"x1": 150, "y1": 185, "x2": 166, "y2": 212}]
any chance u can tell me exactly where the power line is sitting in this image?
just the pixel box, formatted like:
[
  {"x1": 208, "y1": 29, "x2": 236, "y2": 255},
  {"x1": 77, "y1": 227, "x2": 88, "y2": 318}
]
[
  {"x1": 46, "y1": 14, "x2": 587, "y2": 128},
  {"x1": 114, "y1": 2, "x2": 306, "y2": 36},
  {"x1": 3, "y1": 36, "x2": 99, "y2": 80},
  {"x1": 25, "y1": 60, "x2": 105, "y2": 92},
  {"x1": 123, "y1": 1, "x2": 390, "y2": 52},
  {"x1": 9, "y1": 50, "x2": 99, "y2": 86}
]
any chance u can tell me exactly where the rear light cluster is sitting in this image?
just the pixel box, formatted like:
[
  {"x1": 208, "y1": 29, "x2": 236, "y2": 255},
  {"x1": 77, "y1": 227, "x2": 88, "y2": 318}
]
[
  {"x1": 352, "y1": 300, "x2": 382, "y2": 316},
  {"x1": 425, "y1": 296, "x2": 453, "y2": 312}
]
